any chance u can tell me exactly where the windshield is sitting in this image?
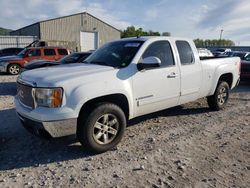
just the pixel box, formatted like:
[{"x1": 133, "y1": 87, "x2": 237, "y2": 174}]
[
  {"x1": 17, "y1": 48, "x2": 29, "y2": 57},
  {"x1": 84, "y1": 40, "x2": 144, "y2": 68}
]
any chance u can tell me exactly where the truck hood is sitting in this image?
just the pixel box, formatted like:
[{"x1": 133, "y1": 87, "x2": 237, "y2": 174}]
[
  {"x1": 24, "y1": 59, "x2": 56, "y2": 69},
  {"x1": 19, "y1": 63, "x2": 116, "y2": 87},
  {"x1": 0, "y1": 55, "x2": 22, "y2": 62}
]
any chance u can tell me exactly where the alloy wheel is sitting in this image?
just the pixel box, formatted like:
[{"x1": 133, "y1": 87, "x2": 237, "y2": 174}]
[{"x1": 93, "y1": 114, "x2": 119, "y2": 145}]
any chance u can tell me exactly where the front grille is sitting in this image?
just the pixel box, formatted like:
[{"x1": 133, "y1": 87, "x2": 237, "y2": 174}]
[{"x1": 17, "y1": 82, "x2": 34, "y2": 109}]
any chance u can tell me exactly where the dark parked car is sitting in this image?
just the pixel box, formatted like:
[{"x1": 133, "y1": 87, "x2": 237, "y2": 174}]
[
  {"x1": 240, "y1": 53, "x2": 250, "y2": 81},
  {"x1": 230, "y1": 51, "x2": 250, "y2": 60},
  {"x1": 212, "y1": 48, "x2": 231, "y2": 57},
  {"x1": 0, "y1": 47, "x2": 24, "y2": 57},
  {"x1": 22, "y1": 52, "x2": 92, "y2": 71}
]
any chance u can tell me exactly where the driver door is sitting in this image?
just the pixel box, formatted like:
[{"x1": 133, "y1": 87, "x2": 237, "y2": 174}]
[
  {"x1": 132, "y1": 40, "x2": 181, "y2": 117},
  {"x1": 24, "y1": 49, "x2": 42, "y2": 62}
]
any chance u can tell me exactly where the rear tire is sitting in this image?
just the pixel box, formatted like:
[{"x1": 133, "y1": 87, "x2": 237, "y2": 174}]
[
  {"x1": 207, "y1": 81, "x2": 229, "y2": 111},
  {"x1": 77, "y1": 103, "x2": 126, "y2": 153},
  {"x1": 8, "y1": 64, "x2": 21, "y2": 75}
]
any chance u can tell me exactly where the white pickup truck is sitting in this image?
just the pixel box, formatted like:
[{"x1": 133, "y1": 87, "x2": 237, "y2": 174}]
[{"x1": 15, "y1": 36, "x2": 240, "y2": 153}]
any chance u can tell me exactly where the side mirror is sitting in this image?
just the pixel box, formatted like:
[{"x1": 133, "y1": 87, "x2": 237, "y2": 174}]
[
  {"x1": 27, "y1": 53, "x2": 32, "y2": 57},
  {"x1": 137, "y1": 56, "x2": 161, "y2": 71}
]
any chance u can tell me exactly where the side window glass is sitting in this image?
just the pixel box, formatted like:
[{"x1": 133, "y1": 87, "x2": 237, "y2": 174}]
[
  {"x1": 28, "y1": 49, "x2": 41, "y2": 57},
  {"x1": 176, "y1": 41, "x2": 194, "y2": 65},
  {"x1": 58, "y1": 49, "x2": 68, "y2": 55},
  {"x1": 44, "y1": 49, "x2": 56, "y2": 56},
  {"x1": 142, "y1": 41, "x2": 175, "y2": 67}
]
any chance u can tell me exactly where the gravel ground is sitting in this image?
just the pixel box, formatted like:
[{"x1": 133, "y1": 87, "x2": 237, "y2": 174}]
[{"x1": 0, "y1": 74, "x2": 249, "y2": 188}]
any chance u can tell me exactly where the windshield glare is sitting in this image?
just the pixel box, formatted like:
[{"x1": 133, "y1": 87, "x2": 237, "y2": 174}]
[
  {"x1": 84, "y1": 40, "x2": 144, "y2": 68},
  {"x1": 60, "y1": 53, "x2": 82, "y2": 64}
]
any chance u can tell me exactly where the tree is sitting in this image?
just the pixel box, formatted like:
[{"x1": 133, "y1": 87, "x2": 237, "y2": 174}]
[
  {"x1": 121, "y1": 26, "x2": 161, "y2": 38},
  {"x1": 194, "y1": 38, "x2": 235, "y2": 47},
  {"x1": 0, "y1": 27, "x2": 12, "y2": 35},
  {"x1": 162, "y1": 32, "x2": 171, "y2": 36}
]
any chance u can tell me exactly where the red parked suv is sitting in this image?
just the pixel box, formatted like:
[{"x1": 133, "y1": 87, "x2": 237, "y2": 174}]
[{"x1": 0, "y1": 47, "x2": 70, "y2": 75}]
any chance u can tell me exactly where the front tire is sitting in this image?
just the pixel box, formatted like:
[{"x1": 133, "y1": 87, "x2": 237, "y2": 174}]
[
  {"x1": 207, "y1": 81, "x2": 229, "y2": 110},
  {"x1": 8, "y1": 64, "x2": 21, "y2": 75},
  {"x1": 77, "y1": 103, "x2": 126, "y2": 153}
]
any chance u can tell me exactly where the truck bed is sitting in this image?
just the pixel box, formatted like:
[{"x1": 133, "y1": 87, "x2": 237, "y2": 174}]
[{"x1": 199, "y1": 56, "x2": 240, "y2": 98}]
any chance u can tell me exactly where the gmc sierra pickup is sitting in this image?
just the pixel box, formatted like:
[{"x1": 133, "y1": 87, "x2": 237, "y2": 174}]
[{"x1": 15, "y1": 37, "x2": 241, "y2": 153}]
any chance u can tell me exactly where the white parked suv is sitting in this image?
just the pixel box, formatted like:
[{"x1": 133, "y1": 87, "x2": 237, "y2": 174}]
[{"x1": 15, "y1": 37, "x2": 241, "y2": 153}]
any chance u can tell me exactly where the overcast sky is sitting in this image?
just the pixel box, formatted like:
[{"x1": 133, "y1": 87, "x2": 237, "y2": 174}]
[{"x1": 0, "y1": 0, "x2": 250, "y2": 45}]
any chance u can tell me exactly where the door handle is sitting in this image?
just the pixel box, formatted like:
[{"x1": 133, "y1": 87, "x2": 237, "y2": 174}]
[{"x1": 167, "y1": 72, "x2": 178, "y2": 78}]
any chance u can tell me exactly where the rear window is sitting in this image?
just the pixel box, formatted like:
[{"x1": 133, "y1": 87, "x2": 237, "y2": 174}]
[
  {"x1": 58, "y1": 49, "x2": 68, "y2": 55},
  {"x1": 176, "y1": 41, "x2": 195, "y2": 65},
  {"x1": 44, "y1": 49, "x2": 56, "y2": 56}
]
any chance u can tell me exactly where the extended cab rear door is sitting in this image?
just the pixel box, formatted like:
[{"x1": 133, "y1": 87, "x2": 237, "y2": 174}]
[
  {"x1": 132, "y1": 40, "x2": 181, "y2": 117},
  {"x1": 175, "y1": 40, "x2": 202, "y2": 104}
]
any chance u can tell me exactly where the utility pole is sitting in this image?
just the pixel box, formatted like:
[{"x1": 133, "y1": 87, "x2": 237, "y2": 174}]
[{"x1": 219, "y1": 29, "x2": 224, "y2": 46}]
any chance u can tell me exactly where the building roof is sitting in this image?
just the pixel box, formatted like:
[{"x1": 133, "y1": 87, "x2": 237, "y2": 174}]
[{"x1": 11, "y1": 12, "x2": 121, "y2": 34}]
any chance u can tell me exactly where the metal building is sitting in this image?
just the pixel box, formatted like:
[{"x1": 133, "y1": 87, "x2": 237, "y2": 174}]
[{"x1": 10, "y1": 12, "x2": 121, "y2": 51}]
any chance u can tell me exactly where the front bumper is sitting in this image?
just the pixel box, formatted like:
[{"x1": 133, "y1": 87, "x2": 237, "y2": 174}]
[
  {"x1": 15, "y1": 96, "x2": 78, "y2": 138},
  {"x1": 17, "y1": 112, "x2": 77, "y2": 138}
]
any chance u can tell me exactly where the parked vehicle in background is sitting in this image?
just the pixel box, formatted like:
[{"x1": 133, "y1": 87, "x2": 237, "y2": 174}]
[
  {"x1": 240, "y1": 53, "x2": 250, "y2": 81},
  {"x1": 212, "y1": 48, "x2": 231, "y2": 57},
  {"x1": 229, "y1": 51, "x2": 250, "y2": 60},
  {"x1": 197, "y1": 48, "x2": 214, "y2": 58},
  {"x1": 15, "y1": 36, "x2": 241, "y2": 153},
  {"x1": 0, "y1": 47, "x2": 24, "y2": 57},
  {"x1": 0, "y1": 47, "x2": 70, "y2": 75},
  {"x1": 22, "y1": 52, "x2": 92, "y2": 71}
]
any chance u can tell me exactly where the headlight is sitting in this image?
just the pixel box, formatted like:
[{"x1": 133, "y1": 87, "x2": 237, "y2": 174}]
[{"x1": 34, "y1": 88, "x2": 63, "y2": 108}]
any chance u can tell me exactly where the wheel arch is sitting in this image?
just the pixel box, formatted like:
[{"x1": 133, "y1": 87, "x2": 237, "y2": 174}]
[
  {"x1": 77, "y1": 93, "x2": 130, "y2": 122},
  {"x1": 210, "y1": 72, "x2": 233, "y2": 96},
  {"x1": 7, "y1": 62, "x2": 22, "y2": 74},
  {"x1": 217, "y1": 73, "x2": 233, "y2": 88}
]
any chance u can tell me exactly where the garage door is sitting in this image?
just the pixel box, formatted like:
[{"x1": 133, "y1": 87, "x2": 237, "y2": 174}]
[{"x1": 80, "y1": 32, "x2": 98, "y2": 52}]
